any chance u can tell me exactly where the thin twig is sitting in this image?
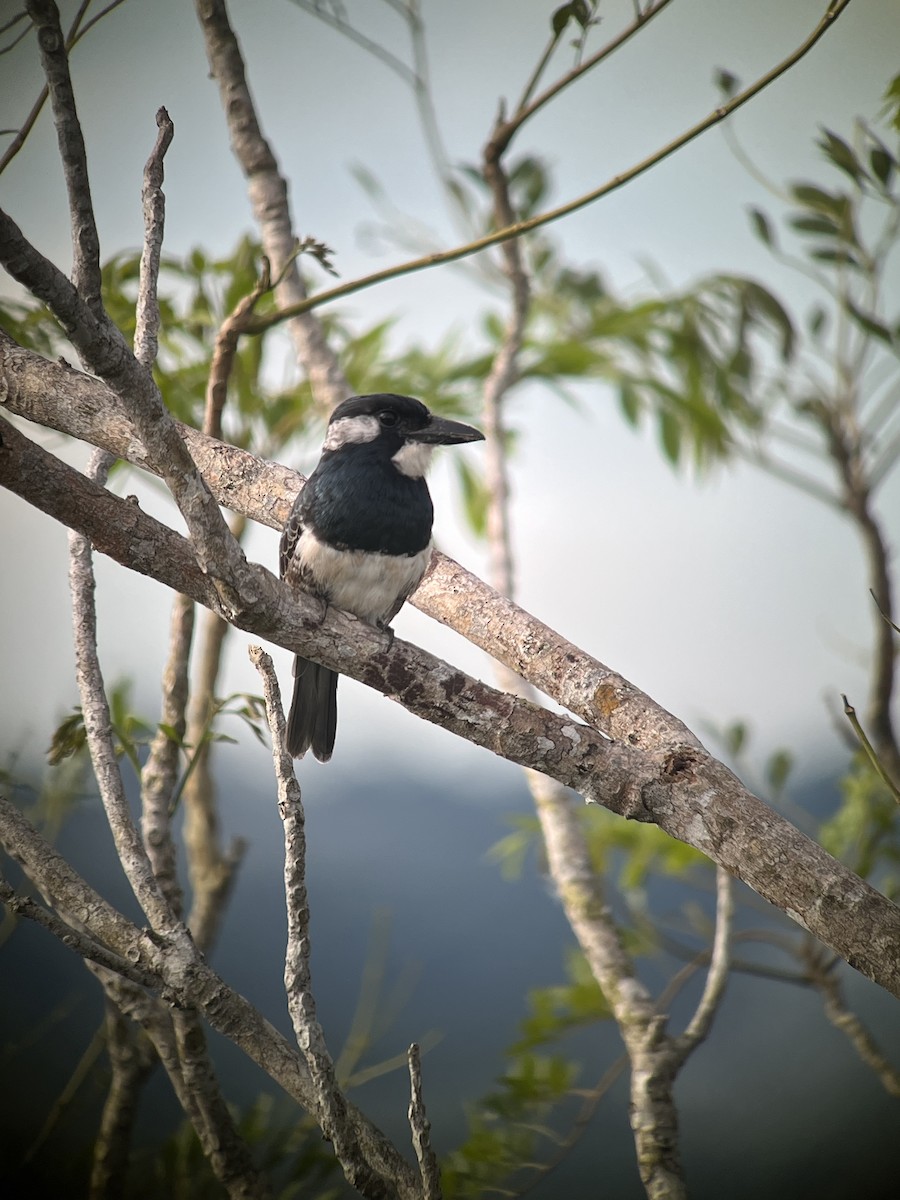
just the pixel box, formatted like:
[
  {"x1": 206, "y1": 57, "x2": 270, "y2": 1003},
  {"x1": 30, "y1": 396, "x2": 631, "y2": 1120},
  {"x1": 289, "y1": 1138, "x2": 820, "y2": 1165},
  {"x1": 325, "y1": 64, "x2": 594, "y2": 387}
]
[
  {"x1": 194, "y1": 0, "x2": 348, "y2": 411},
  {"x1": 204, "y1": 258, "x2": 273, "y2": 437},
  {"x1": 140, "y1": 593, "x2": 193, "y2": 915},
  {"x1": 25, "y1": 0, "x2": 103, "y2": 314},
  {"x1": 808, "y1": 958, "x2": 900, "y2": 1099},
  {"x1": 0, "y1": 795, "x2": 419, "y2": 1193},
  {"x1": 673, "y1": 867, "x2": 733, "y2": 1058},
  {"x1": 841, "y1": 694, "x2": 900, "y2": 805},
  {"x1": 249, "y1": 0, "x2": 851, "y2": 336},
  {"x1": 503, "y1": 0, "x2": 674, "y2": 154},
  {"x1": 89, "y1": 1001, "x2": 157, "y2": 1200},
  {"x1": 0, "y1": 1, "x2": 127, "y2": 174},
  {"x1": 67, "y1": 448, "x2": 180, "y2": 933},
  {"x1": 0, "y1": 876, "x2": 160, "y2": 990},
  {"x1": 407, "y1": 1042, "x2": 441, "y2": 1200},
  {"x1": 23, "y1": 1018, "x2": 107, "y2": 1165},
  {"x1": 249, "y1": 646, "x2": 394, "y2": 1197},
  {"x1": 134, "y1": 107, "x2": 174, "y2": 369}
]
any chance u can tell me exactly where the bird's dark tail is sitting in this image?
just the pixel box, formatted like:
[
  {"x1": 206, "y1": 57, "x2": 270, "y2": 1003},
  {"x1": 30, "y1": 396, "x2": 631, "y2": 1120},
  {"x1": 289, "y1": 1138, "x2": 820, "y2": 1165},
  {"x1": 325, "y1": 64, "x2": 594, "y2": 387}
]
[{"x1": 286, "y1": 655, "x2": 338, "y2": 761}]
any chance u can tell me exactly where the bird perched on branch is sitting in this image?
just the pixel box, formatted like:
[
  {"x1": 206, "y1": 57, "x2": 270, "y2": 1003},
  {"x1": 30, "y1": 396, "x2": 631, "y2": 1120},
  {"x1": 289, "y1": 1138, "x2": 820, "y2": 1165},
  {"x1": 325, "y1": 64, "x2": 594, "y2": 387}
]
[{"x1": 280, "y1": 393, "x2": 484, "y2": 761}]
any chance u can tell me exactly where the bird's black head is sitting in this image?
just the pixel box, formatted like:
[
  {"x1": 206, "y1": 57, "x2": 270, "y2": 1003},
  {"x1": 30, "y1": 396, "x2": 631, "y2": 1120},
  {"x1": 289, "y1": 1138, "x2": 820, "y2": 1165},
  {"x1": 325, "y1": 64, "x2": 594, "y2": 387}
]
[{"x1": 323, "y1": 393, "x2": 483, "y2": 477}]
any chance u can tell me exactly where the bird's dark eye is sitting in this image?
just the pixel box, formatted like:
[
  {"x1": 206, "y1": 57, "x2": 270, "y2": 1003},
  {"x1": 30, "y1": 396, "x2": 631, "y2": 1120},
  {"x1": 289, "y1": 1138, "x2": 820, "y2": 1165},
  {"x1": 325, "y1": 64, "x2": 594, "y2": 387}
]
[{"x1": 378, "y1": 410, "x2": 399, "y2": 427}]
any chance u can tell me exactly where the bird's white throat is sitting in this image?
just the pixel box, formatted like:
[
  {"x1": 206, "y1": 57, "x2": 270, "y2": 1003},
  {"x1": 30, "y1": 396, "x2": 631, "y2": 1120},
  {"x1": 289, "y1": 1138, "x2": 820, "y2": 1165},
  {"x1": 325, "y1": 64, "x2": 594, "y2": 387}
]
[{"x1": 391, "y1": 442, "x2": 433, "y2": 478}]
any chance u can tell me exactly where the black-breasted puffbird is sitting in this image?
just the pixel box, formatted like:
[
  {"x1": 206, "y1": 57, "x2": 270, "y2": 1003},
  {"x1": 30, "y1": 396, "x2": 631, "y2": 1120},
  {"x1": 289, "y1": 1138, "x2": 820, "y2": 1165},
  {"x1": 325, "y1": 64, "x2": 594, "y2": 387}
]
[{"x1": 280, "y1": 393, "x2": 484, "y2": 760}]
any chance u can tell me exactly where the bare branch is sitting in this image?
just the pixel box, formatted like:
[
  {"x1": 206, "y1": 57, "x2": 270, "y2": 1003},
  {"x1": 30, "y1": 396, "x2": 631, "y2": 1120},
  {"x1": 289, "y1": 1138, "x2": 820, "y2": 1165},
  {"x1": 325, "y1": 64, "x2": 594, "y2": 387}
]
[
  {"x1": 841, "y1": 694, "x2": 900, "y2": 805},
  {"x1": 0, "y1": 1, "x2": 127, "y2": 175},
  {"x1": 502, "y1": 0, "x2": 675, "y2": 157},
  {"x1": 67, "y1": 447, "x2": 181, "y2": 934},
  {"x1": 134, "y1": 107, "x2": 174, "y2": 369},
  {"x1": 182, "y1": 590, "x2": 249, "y2": 955},
  {"x1": 0, "y1": 795, "x2": 421, "y2": 1196},
  {"x1": 407, "y1": 1043, "x2": 441, "y2": 1200},
  {"x1": 248, "y1": 0, "x2": 853, "y2": 335},
  {"x1": 193, "y1": 0, "x2": 348, "y2": 411},
  {"x1": 0, "y1": 210, "x2": 251, "y2": 593},
  {"x1": 140, "y1": 593, "x2": 194, "y2": 915},
  {"x1": 250, "y1": 645, "x2": 395, "y2": 1197},
  {"x1": 170, "y1": 1006, "x2": 274, "y2": 1200},
  {"x1": 673, "y1": 867, "x2": 734, "y2": 1059},
  {"x1": 25, "y1": 0, "x2": 103, "y2": 314},
  {"x1": 205, "y1": 259, "x2": 273, "y2": 438},
  {"x1": 0, "y1": 876, "x2": 158, "y2": 990},
  {"x1": 90, "y1": 1003, "x2": 157, "y2": 1200},
  {"x1": 810, "y1": 961, "x2": 900, "y2": 1099}
]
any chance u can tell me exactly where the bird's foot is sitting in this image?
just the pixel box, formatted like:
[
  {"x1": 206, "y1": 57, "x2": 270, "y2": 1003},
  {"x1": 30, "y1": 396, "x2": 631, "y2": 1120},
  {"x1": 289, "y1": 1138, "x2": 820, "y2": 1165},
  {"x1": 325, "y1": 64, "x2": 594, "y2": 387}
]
[
  {"x1": 375, "y1": 619, "x2": 395, "y2": 649},
  {"x1": 303, "y1": 595, "x2": 329, "y2": 627}
]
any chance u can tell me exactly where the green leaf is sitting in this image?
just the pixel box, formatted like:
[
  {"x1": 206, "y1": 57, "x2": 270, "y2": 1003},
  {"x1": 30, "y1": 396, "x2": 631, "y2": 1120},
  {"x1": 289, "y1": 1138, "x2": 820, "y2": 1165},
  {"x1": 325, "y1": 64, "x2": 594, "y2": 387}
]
[
  {"x1": 47, "y1": 708, "x2": 87, "y2": 766},
  {"x1": 881, "y1": 72, "x2": 900, "y2": 133},
  {"x1": 817, "y1": 128, "x2": 867, "y2": 184},
  {"x1": 551, "y1": 0, "x2": 591, "y2": 36},
  {"x1": 766, "y1": 749, "x2": 793, "y2": 796},
  {"x1": 658, "y1": 408, "x2": 682, "y2": 465},
  {"x1": 723, "y1": 721, "x2": 747, "y2": 757},
  {"x1": 789, "y1": 214, "x2": 842, "y2": 237},
  {"x1": 846, "y1": 299, "x2": 894, "y2": 345},
  {"x1": 809, "y1": 246, "x2": 862, "y2": 269},
  {"x1": 748, "y1": 206, "x2": 776, "y2": 248},
  {"x1": 456, "y1": 457, "x2": 490, "y2": 539},
  {"x1": 807, "y1": 306, "x2": 828, "y2": 338},
  {"x1": 869, "y1": 144, "x2": 894, "y2": 189},
  {"x1": 714, "y1": 68, "x2": 740, "y2": 99},
  {"x1": 619, "y1": 381, "x2": 641, "y2": 427},
  {"x1": 790, "y1": 183, "x2": 848, "y2": 217}
]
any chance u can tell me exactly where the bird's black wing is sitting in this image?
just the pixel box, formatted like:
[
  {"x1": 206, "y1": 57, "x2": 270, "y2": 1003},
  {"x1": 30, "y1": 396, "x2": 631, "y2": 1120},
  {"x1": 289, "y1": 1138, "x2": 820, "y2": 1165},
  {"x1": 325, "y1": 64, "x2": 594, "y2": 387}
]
[{"x1": 279, "y1": 491, "x2": 307, "y2": 580}]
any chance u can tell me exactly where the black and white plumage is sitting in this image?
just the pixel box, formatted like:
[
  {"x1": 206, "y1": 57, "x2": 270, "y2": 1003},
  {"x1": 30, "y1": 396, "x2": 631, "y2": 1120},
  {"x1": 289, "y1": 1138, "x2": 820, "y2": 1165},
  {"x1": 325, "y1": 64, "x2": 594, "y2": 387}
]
[{"x1": 280, "y1": 393, "x2": 483, "y2": 761}]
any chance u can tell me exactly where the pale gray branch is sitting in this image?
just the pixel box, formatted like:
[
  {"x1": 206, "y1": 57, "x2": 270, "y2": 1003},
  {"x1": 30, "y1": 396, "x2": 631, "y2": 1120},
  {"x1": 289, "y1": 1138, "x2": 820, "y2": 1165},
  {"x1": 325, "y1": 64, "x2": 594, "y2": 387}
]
[
  {"x1": 90, "y1": 1002, "x2": 157, "y2": 1200},
  {"x1": 0, "y1": 794, "x2": 421, "y2": 1197},
  {"x1": 0, "y1": 875, "x2": 158, "y2": 990},
  {"x1": 25, "y1": 0, "x2": 103, "y2": 314},
  {"x1": 193, "y1": 0, "x2": 348, "y2": 411},
  {"x1": 134, "y1": 106, "x2": 174, "y2": 369},
  {"x1": 673, "y1": 867, "x2": 733, "y2": 1059},
  {"x1": 67, "y1": 447, "x2": 180, "y2": 935},
  {"x1": 250, "y1": 646, "x2": 394, "y2": 1197},
  {"x1": 0, "y1": 209, "x2": 252, "y2": 595},
  {"x1": 407, "y1": 1042, "x2": 441, "y2": 1200},
  {"x1": 140, "y1": 593, "x2": 194, "y2": 916}
]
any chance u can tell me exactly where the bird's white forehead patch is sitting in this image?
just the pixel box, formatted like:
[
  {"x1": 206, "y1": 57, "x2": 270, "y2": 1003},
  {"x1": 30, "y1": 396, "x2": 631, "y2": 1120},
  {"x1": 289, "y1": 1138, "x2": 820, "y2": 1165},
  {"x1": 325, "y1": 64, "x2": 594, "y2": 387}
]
[
  {"x1": 324, "y1": 414, "x2": 380, "y2": 451},
  {"x1": 391, "y1": 442, "x2": 433, "y2": 478}
]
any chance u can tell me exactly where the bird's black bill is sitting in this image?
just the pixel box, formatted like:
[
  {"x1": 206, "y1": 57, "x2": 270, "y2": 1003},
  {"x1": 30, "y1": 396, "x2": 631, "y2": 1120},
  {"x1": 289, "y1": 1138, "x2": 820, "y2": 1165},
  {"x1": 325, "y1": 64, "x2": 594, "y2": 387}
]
[{"x1": 407, "y1": 414, "x2": 484, "y2": 446}]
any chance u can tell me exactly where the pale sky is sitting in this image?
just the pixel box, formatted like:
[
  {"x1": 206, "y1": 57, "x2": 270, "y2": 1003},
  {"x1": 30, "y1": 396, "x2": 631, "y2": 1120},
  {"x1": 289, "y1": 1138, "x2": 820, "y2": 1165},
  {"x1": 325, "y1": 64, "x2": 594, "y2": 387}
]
[{"x1": 2, "y1": 0, "x2": 899, "y2": 788}]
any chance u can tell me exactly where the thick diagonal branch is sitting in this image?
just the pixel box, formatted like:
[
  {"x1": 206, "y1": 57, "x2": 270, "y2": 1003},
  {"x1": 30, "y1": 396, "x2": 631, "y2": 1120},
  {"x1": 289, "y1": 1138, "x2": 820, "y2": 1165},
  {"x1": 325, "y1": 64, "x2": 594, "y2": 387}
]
[{"x1": 3, "y1": 411, "x2": 900, "y2": 1001}]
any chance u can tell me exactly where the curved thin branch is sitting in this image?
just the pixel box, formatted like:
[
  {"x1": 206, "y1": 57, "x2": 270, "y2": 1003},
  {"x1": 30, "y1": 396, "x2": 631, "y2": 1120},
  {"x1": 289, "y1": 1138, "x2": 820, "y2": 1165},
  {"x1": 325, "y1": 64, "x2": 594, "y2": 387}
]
[
  {"x1": 67, "y1": 447, "x2": 181, "y2": 935},
  {"x1": 134, "y1": 107, "x2": 174, "y2": 369},
  {"x1": 498, "y1": 0, "x2": 675, "y2": 159},
  {"x1": 249, "y1": 0, "x2": 852, "y2": 335},
  {"x1": 25, "y1": 0, "x2": 103, "y2": 314}
]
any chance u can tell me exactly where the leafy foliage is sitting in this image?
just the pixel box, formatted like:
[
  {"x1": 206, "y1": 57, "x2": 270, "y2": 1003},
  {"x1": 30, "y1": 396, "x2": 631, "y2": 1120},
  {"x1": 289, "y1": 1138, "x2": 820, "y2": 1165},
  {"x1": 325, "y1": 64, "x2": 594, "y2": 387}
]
[
  {"x1": 821, "y1": 754, "x2": 900, "y2": 897},
  {"x1": 129, "y1": 1093, "x2": 342, "y2": 1200}
]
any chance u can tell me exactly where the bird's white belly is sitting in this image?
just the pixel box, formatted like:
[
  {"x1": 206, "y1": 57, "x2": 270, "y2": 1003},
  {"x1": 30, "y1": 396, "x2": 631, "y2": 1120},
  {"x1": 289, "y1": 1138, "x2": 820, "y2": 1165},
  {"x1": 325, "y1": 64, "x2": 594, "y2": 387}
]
[{"x1": 295, "y1": 529, "x2": 433, "y2": 624}]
